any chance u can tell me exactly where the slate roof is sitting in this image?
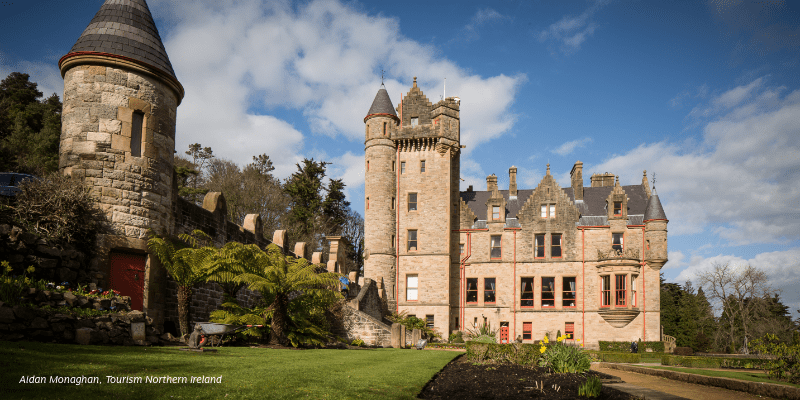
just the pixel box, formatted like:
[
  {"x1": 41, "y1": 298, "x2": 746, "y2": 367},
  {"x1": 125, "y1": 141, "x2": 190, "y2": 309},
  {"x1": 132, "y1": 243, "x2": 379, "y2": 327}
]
[
  {"x1": 644, "y1": 188, "x2": 667, "y2": 221},
  {"x1": 64, "y1": 0, "x2": 177, "y2": 80},
  {"x1": 366, "y1": 85, "x2": 398, "y2": 118},
  {"x1": 461, "y1": 185, "x2": 652, "y2": 226}
]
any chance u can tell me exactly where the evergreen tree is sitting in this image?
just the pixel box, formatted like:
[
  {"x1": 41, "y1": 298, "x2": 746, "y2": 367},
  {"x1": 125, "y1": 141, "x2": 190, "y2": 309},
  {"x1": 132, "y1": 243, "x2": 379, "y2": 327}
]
[{"x1": 284, "y1": 158, "x2": 329, "y2": 248}]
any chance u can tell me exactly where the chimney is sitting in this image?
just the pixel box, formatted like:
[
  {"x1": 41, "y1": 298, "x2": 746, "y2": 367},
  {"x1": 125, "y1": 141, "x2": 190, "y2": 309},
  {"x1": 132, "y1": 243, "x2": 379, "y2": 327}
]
[
  {"x1": 486, "y1": 174, "x2": 498, "y2": 192},
  {"x1": 570, "y1": 161, "x2": 583, "y2": 201},
  {"x1": 591, "y1": 172, "x2": 615, "y2": 187},
  {"x1": 508, "y1": 166, "x2": 517, "y2": 198},
  {"x1": 467, "y1": 185, "x2": 473, "y2": 192}
]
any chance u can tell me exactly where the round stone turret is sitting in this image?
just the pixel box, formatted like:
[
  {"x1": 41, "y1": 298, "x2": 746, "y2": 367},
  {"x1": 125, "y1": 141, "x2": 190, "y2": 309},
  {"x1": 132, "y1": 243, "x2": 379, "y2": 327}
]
[
  {"x1": 364, "y1": 84, "x2": 398, "y2": 309},
  {"x1": 644, "y1": 186, "x2": 668, "y2": 269}
]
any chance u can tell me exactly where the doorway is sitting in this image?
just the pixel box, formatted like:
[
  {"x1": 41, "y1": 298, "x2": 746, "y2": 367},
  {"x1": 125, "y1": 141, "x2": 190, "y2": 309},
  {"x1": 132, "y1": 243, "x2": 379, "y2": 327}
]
[{"x1": 109, "y1": 251, "x2": 147, "y2": 311}]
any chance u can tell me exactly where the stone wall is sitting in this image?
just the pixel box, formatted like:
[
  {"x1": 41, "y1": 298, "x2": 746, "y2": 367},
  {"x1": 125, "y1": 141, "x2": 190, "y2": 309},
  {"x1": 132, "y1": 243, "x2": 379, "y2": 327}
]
[
  {"x1": 0, "y1": 224, "x2": 91, "y2": 285},
  {"x1": 329, "y1": 302, "x2": 393, "y2": 348},
  {"x1": 163, "y1": 280, "x2": 262, "y2": 334}
]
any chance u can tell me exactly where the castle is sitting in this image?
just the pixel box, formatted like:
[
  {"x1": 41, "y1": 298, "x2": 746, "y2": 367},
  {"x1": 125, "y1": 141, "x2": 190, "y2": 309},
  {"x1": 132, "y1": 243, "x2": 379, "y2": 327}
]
[
  {"x1": 363, "y1": 80, "x2": 668, "y2": 346},
  {"x1": 54, "y1": 0, "x2": 667, "y2": 346}
]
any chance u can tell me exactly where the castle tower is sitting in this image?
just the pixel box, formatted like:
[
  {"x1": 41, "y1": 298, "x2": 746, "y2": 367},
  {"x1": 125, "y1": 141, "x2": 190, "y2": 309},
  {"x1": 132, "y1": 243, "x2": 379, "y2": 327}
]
[
  {"x1": 644, "y1": 185, "x2": 668, "y2": 269},
  {"x1": 363, "y1": 83, "x2": 399, "y2": 310},
  {"x1": 58, "y1": 0, "x2": 184, "y2": 321}
]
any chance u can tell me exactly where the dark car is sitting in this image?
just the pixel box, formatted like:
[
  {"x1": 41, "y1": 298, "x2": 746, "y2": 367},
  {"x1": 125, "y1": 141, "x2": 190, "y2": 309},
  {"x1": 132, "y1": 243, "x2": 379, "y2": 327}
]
[{"x1": 0, "y1": 172, "x2": 38, "y2": 196}]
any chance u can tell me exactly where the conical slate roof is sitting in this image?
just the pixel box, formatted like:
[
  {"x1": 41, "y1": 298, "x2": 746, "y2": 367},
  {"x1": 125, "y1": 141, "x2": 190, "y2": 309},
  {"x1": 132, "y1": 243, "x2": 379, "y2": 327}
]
[
  {"x1": 365, "y1": 85, "x2": 398, "y2": 120},
  {"x1": 63, "y1": 0, "x2": 177, "y2": 80},
  {"x1": 644, "y1": 188, "x2": 667, "y2": 221}
]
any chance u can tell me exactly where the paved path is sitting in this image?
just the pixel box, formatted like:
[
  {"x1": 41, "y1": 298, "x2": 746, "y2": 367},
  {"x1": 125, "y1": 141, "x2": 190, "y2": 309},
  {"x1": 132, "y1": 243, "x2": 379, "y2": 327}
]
[{"x1": 592, "y1": 365, "x2": 775, "y2": 400}]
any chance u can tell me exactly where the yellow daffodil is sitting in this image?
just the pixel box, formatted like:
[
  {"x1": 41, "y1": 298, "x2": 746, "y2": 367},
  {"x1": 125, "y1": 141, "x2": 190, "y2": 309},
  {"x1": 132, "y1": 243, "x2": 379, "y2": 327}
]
[
  {"x1": 577, "y1": 339, "x2": 581, "y2": 342},
  {"x1": 539, "y1": 346, "x2": 546, "y2": 353},
  {"x1": 543, "y1": 335, "x2": 549, "y2": 344},
  {"x1": 557, "y1": 335, "x2": 564, "y2": 343}
]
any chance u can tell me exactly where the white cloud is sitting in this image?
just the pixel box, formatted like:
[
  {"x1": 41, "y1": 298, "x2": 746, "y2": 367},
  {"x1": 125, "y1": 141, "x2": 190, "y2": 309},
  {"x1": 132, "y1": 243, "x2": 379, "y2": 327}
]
[
  {"x1": 147, "y1": 0, "x2": 524, "y2": 181},
  {"x1": 673, "y1": 248, "x2": 800, "y2": 314},
  {"x1": 0, "y1": 55, "x2": 64, "y2": 101},
  {"x1": 552, "y1": 137, "x2": 592, "y2": 156},
  {"x1": 589, "y1": 77, "x2": 800, "y2": 244},
  {"x1": 462, "y1": 8, "x2": 510, "y2": 41},
  {"x1": 662, "y1": 250, "x2": 687, "y2": 270},
  {"x1": 538, "y1": 0, "x2": 609, "y2": 54}
]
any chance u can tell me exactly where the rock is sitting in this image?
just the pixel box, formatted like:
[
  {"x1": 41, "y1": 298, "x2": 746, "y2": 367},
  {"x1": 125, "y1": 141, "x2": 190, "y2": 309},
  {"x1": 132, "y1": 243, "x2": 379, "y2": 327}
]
[
  {"x1": 38, "y1": 258, "x2": 58, "y2": 269},
  {"x1": 57, "y1": 268, "x2": 77, "y2": 283},
  {"x1": 62, "y1": 330, "x2": 74, "y2": 341},
  {"x1": 37, "y1": 246, "x2": 63, "y2": 258},
  {"x1": 160, "y1": 332, "x2": 179, "y2": 342},
  {"x1": 9, "y1": 226, "x2": 22, "y2": 241},
  {"x1": 0, "y1": 224, "x2": 10, "y2": 236},
  {"x1": 30, "y1": 317, "x2": 49, "y2": 329},
  {"x1": 12, "y1": 306, "x2": 36, "y2": 321},
  {"x1": 75, "y1": 319, "x2": 96, "y2": 329},
  {"x1": 3, "y1": 333, "x2": 25, "y2": 341},
  {"x1": 127, "y1": 310, "x2": 145, "y2": 323},
  {"x1": 0, "y1": 323, "x2": 8, "y2": 331},
  {"x1": 98, "y1": 330, "x2": 110, "y2": 344},
  {"x1": 20, "y1": 232, "x2": 38, "y2": 245},
  {"x1": 108, "y1": 328, "x2": 124, "y2": 338},
  {"x1": 77, "y1": 298, "x2": 91, "y2": 309},
  {"x1": 98, "y1": 299, "x2": 111, "y2": 309},
  {"x1": 35, "y1": 291, "x2": 48, "y2": 303},
  {"x1": 31, "y1": 330, "x2": 54, "y2": 338},
  {"x1": 0, "y1": 307, "x2": 15, "y2": 324},
  {"x1": 7, "y1": 254, "x2": 23, "y2": 263},
  {"x1": 75, "y1": 327, "x2": 97, "y2": 345},
  {"x1": 51, "y1": 322, "x2": 70, "y2": 333},
  {"x1": 63, "y1": 292, "x2": 78, "y2": 306},
  {"x1": 146, "y1": 335, "x2": 159, "y2": 344}
]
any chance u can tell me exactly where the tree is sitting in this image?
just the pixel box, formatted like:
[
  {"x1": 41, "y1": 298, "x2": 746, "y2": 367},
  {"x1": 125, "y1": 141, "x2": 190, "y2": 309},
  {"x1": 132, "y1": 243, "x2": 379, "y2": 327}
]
[
  {"x1": 284, "y1": 158, "x2": 328, "y2": 246},
  {"x1": 341, "y1": 209, "x2": 364, "y2": 277},
  {"x1": 147, "y1": 230, "x2": 214, "y2": 336},
  {"x1": 182, "y1": 143, "x2": 214, "y2": 203},
  {"x1": 0, "y1": 72, "x2": 61, "y2": 175},
  {"x1": 697, "y1": 263, "x2": 776, "y2": 353},
  {"x1": 223, "y1": 242, "x2": 341, "y2": 346}
]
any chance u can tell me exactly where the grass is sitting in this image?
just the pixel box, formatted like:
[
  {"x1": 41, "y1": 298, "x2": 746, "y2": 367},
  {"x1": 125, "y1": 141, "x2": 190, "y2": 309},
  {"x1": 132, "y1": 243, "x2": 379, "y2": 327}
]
[
  {"x1": 2, "y1": 341, "x2": 459, "y2": 399},
  {"x1": 640, "y1": 365, "x2": 800, "y2": 388}
]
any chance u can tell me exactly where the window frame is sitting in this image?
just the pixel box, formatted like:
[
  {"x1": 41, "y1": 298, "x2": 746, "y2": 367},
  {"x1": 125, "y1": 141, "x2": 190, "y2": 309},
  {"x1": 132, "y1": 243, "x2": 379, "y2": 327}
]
[
  {"x1": 551, "y1": 233, "x2": 562, "y2": 258},
  {"x1": 565, "y1": 322, "x2": 574, "y2": 339},
  {"x1": 420, "y1": 160, "x2": 426, "y2": 172},
  {"x1": 400, "y1": 161, "x2": 406, "y2": 174},
  {"x1": 484, "y1": 278, "x2": 496, "y2": 304},
  {"x1": 520, "y1": 277, "x2": 534, "y2": 308},
  {"x1": 490, "y1": 235, "x2": 502, "y2": 259},
  {"x1": 406, "y1": 274, "x2": 418, "y2": 302},
  {"x1": 534, "y1": 234, "x2": 545, "y2": 258},
  {"x1": 466, "y1": 278, "x2": 478, "y2": 304},
  {"x1": 522, "y1": 322, "x2": 532, "y2": 340},
  {"x1": 612, "y1": 232, "x2": 624, "y2": 252},
  {"x1": 407, "y1": 229, "x2": 418, "y2": 251},
  {"x1": 613, "y1": 201, "x2": 622, "y2": 216},
  {"x1": 425, "y1": 315, "x2": 434, "y2": 330},
  {"x1": 562, "y1": 276, "x2": 576, "y2": 308},
  {"x1": 601, "y1": 275, "x2": 611, "y2": 307},
  {"x1": 541, "y1": 277, "x2": 555, "y2": 308},
  {"x1": 131, "y1": 111, "x2": 144, "y2": 157},
  {"x1": 492, "y1": 205, "x2": 500, "y2": 220},
  {"x1": 615, "y1": 274, "x2": 627, "y2": 306},
  {"x1": 549, "y1": 204, "x2": 556, "y2": 218},
  {"x1": 631, "y1": 275, "x2": 637, "y2": 307},
  {"x1": 541, "y1": 204, "x2": 547, "y2": 218},
  {"x1": 408, "y1": 192, "x2": 417, "y2": 211}
]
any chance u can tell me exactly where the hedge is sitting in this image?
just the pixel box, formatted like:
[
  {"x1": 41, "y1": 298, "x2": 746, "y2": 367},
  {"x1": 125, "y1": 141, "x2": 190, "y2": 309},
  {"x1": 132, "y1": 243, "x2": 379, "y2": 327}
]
[
  {"x1": 592, "y1": 352, "x2": 641, "y2": 363},
  {"x1": 599, "y1": 341, "x2": 665, "y2": 353},
  {"x1": 661, "y1": 355, "x2": 770, "y2": 369},
  {"x1": 465, "y1": 341, "x2": 543, "y2": 365},
  {"x1": 426, "y1": 343, "x2": 466, "y2": 350}
]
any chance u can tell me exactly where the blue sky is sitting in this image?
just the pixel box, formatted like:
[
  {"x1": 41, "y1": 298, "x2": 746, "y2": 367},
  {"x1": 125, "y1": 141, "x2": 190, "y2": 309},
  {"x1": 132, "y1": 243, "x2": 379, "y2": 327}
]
[{"x1": 1, "y1": 0, "x2": 799, "y2": 314}]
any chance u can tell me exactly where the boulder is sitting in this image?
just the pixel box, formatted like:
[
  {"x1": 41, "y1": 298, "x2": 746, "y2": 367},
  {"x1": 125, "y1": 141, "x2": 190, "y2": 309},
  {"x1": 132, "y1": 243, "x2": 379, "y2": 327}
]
[
  {"x1": 127, "y1": 310, "x2": 146, "y2": 323},
  {"x1": 30, "y1": 317, "x2": 49, "y2": 329},
  {"x1": 75, "y1": 327, "x2": 99, "y2": 345},
  {"x1": 12, "y1": 306, "x2": 36, "y2": 321},
  {"x1": 63, "y1": 292, "x2": 78, "y2": 306},
  {"x1": 0, "y1": 307, "x2": 15, "y2": 324}
]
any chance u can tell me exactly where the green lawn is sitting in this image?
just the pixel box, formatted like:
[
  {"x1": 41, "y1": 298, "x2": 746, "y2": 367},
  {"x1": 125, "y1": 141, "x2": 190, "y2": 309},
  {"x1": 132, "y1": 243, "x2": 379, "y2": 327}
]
[
  {"x1": 2, "y1": 341, "x2": 459, "y2": 400},
  {"x1": 641, "y1": 365, "x2": 800, "y2": 388}
]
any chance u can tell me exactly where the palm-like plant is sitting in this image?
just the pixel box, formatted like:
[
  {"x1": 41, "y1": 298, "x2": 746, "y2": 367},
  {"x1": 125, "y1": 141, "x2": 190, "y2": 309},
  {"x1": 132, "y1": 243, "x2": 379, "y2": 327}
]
[
  {"x1": 227, "y1": 242, "x2": 341, "y2": 346},
  {"x1": 147, "y1": 230, "x2": 214, "y2": 336}
]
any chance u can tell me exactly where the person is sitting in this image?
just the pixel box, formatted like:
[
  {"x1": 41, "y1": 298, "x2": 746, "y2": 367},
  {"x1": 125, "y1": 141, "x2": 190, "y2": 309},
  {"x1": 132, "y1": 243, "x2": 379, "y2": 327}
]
[{"x1": 339, "y1": 276, "x2": 350, "y2": 298}]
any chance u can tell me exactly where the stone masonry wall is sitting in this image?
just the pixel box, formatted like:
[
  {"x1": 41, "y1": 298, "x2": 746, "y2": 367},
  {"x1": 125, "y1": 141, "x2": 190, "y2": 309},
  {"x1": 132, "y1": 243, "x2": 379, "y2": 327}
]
[{"x1": 0, "y1": 224, "x2": 90, "y2": 285}]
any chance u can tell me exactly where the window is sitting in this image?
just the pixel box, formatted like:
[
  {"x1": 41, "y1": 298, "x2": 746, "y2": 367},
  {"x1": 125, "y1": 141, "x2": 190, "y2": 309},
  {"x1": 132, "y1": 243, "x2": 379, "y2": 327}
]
[
  {"x1": 616, "y1": 274, "x2": 627, "y2": 306},
  {"x1": 492, "y1": 206, "x2": 500, "y2": 220},
  {"x1": 406, "y1": 275, "x2": 418, "y2": 301},
  {"x1": 408, "y1": 193, "x2": 417, "y2": 211},
  {"x1": 541, "y1": 204, "x2": 555, "y2": 218},
  {"x1": 484, "y1": 278, "x2": 496, "y2": 303},
  {"x1": 366, "y1": 161, "x2": 369, "y2": 171},
  {"x1": 550, "y1": 205, "x2": 556, "y2": 218},
  {"x1": 407, "y1": 230, "x2": 417, "y2": 251},
  {"x1": 426, "y1": 315, "x2": 434, "y2": 329},
  {"x1": 631, "y1": 275, "x2": 637, "y2": 307},
  {"x1": 613, "y1": 201, "x2": 622, "y2": 216},
  {"x1": 420, "y1": 160, "x2": 426, "y2": 172},
  {"x1": 391, "y1": 235, "x2": 395, "y2": 248},
  {"x1": 612, "y1": 233, "x2": 623, "y2": 252},
  {"x1": 383, "y1": 122, "x2": 387, "y2": 135},
  {"x1": 411, "y1": 117, "x2": 419, "y2": 127},
  {"x1": 551, "y1": 234, "x2": 562, "y2": 258},
  {"x1": 522, "y1": 322, "x2": 532, "y2": 340},
  {"x1": 466, "y1": 278, "x2": 478, "y2": 303},
  {"x1": 392, "y1": 197, "x2": 395, "y2": 210},
  {"x1": 401, "y1": 162, "x2": 406, "y2": 173},
  {"x1": 392, "y1": 162, "x2": 395, "y2": 172},
  {"x1": 601, "y1": 276, "x2": 611, "y2": 307},
  {"x1": 541, "y1": 205, "x2": 547, "y2": 218},
  {"x1": 490, "y1": 235, "x2": 502, "y2": 259},
  {"x1": 563, "y1": 277, "x2": 576, "y2": 307},
  {"x1": 520, "y1": 277, "x2": 534, "y2": 307},
  {"x1": 459, "y1": 243, "x2": 464, "y2": 254},
  {"x1": 535, "y1": 234, "x2": 545, "y2": 258},
  {"x1": 542, "y1": 277, "x2": 555, "y2": 307},
  {"x1": 131, "y1": 111, "x2": 144, "y2": 157},
  {"x1": 565, "y1": 322, "x2": 574, "y2": 339},
  {"x1": 366, "y1": 197, "x2": 369, "y2": 209}
]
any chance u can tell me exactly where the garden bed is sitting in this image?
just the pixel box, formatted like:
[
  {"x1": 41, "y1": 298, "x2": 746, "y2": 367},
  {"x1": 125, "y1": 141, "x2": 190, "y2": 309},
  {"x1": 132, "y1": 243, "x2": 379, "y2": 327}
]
[{"x1": 418, "y1": 354, "x2": 638, "y2": 399}]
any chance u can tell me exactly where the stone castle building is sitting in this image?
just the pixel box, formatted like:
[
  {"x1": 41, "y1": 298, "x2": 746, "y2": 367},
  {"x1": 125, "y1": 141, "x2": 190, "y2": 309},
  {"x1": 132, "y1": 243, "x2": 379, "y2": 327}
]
[{"x1": 363, "y1": 81, "x2": 668, "y2": 347}]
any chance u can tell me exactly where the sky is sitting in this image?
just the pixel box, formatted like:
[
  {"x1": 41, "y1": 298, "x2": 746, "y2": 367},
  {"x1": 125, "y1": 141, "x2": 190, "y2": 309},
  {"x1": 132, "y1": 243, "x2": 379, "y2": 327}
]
[{"x1": 1, "y1": 0, "x2": 799, "y2": 315}]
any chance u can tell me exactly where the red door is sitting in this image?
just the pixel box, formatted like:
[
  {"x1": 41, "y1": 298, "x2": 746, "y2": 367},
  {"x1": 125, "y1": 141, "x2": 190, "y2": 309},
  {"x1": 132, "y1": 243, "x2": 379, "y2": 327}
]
[
  {"x1": 500, "y1": 326, "x2": 509, "y2": 344},
  {"x1": 109, "y1": 252, "x2": 147, "y2": 311}
]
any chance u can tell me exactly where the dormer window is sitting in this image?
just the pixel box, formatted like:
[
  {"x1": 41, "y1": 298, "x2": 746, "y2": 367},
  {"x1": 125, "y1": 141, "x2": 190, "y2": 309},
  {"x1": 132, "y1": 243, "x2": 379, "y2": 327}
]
[
  {"x1": 492, "y1": 206, "x2": 500, "y2": 220},
  {"x1": 411, "y1": 117, "x2": 419, "y2": 127},
  {"x1": 612, "y1": 233, "x2": 623, "y2": 252},
  {"x1": 613, "y1": 201, "x2": 622, "y2": 216}
]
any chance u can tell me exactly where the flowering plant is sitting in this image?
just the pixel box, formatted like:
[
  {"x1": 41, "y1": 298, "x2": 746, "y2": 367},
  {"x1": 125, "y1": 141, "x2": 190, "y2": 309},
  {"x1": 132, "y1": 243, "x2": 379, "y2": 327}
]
[{"x1": 538, "y1": 334, "x2": 592, "y2": 373}]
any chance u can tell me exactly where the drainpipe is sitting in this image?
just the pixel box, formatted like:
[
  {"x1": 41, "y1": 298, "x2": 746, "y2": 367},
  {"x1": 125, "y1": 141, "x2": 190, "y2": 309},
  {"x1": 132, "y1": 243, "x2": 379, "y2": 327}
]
[
  {"x1": 395, "y1": 143, "x2": 400, "y2": 315},
  {"x1": 581, "y1": 227, "x2": 585, "y2": 346},
  {"x1": 641, "y1": 225, "x2": 646, "y2": 341},
  {"x1": 513, "y1": 229, "x2": 517, "y2": 341}
]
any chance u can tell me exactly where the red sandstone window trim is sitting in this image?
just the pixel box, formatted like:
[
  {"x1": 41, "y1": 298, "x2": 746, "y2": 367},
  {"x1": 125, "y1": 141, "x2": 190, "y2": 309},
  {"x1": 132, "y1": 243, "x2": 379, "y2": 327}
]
[
  {"x1": 551, "y1": 233, "x2": 562, "y2": 258},
  {"x1": 562, "y1": 276, "x2": 576, "y2": 308},
  {"x1": 522, "y1": 322, "x2": 532, "y2": 340},
  {"x1": 565, "y1": 322, "x2": 574, "y2": 339},
  {"x1": 520, "y1": 277, "x2": 534, "y2": 308},
  {"x1": 484, "y1": 278, "x2": 496, "y2": 304},
  {"x1": 615, "y1": 274, "x2": 627, "y2": 306},
  {"x1": 466, "y1": 278, "x2": 478, "y2": 304},
  {"x1": 534, "y1": 234, "x2": 545, "y2": 258},
  {"x1": 601, "y1": 275, "x2": 611, "y2": 308},
  {"x1": 541, "y1": 277, "x2": 555, "y2": 308}
]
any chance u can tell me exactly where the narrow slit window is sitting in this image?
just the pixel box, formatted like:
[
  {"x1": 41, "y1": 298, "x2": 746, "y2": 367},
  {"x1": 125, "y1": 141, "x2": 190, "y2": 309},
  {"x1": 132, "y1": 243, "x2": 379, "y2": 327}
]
[
  {"x1": 541, "y1": 277, "x2": 555, "y2": 307},
  {"x1": 484, "y1": 278, "x2": 496, "y2": 303},
  {"x1": 466, "y1": 278, "x2": 478, "y2": 303},
  {"x1": 563, "y1": 277, "x2": 576, "y2": 307},
  {"x1": 551, "y1": 234, "x2": 562, "y2": 258},
  {"x1": 535, "y1": 234, "x2": 545, "y2": 258},
  {"x1": 549, "y1": 204, "x2": 556, "y2": 218},
  {"x1": 401, "y1": 161, "x2": 406, "y2": 174},
  {"x1": 420, "y1": 160, "x2": 426, "y2": 172},
  {"x1": 490, "y1": 235, "x2": 502, "y2": 259},
  {"x1": 366, "y1": 161, "x2": 369, "y2": 171},
  {"x1": 631, "y1": 275, "x2": 637, "y2": 307},
  {"x1": 392, "y1": 197, "x2": 395, "y2": 210},
  {"x1": 520, "y1": 277, "x2": 534, "y2": 307},
  {"x1": 366, "y1": 197, "x2": 369, "y2": 209},
  {"x1": 541, "y1": 205, "x2": 547, "y2": 218},
  {"x1": 383, "y1": 122, "x2": 387, "y2": 135},
  {"x1": 131, "y1": 111, "x2": 144, "y2": 157},
  {"x1": 601, "y1": 276, "x2": 611, "y2": 307},
  {"x1": 391, "y1": 235, "x2": 395, "y2": 248}
]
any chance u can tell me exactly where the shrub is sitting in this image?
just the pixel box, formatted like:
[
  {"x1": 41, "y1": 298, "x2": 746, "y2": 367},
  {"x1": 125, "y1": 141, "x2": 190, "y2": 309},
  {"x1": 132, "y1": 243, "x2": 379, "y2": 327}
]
[
  {"x1": 751, "y1": 333, "x2": 800, "y2": 384},
  {"x1": 544, "y1": 341, "x2": 592, "y2": 373},
  {"x1": 595, "y1": 352, "x2": 640, "y2": 363},
  {"x1": 465, "y1": 342, "x2": 542, "y2": 365},
  {"x1": 660, "y1": 355, "x2": 770, "y2": 369},
  {"x1": 448, "y1": 331, "x2": 464, "y2": 343},
  {"x1": 599, "y1": 340, "x2": 665, "y2": 353},
  {"x1": 578, "y1": 376, "x2": 602, "y2": 398},
  {"x1": 0, "y1": 262, "x2": 37, "y2": 305},
  {"x1": 351, "y1": 339, "x2": 365, "y2": 347},
  {"x1": 465, "y1": 321, "x2": 497, "y2": 343},
  {"x1": 674, "y1": 346, "x2": 694, "y2": 356}
]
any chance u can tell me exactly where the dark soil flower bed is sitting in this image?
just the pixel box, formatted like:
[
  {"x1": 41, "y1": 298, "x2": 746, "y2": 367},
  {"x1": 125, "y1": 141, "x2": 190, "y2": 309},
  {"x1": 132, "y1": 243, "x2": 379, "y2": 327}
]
[{"x1": 418, "y1": 355, "x2": 637, "y2": 399}]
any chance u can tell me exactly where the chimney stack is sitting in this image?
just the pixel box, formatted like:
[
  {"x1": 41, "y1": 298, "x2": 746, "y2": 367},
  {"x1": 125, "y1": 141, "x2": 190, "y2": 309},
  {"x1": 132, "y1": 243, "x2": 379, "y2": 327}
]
[
  {"x1": 570, "y1": 161, "x2": 583, "y2": 201},
  {"x1": 509, "y1": 166, "x2": 517, "y2": 198},
  {"x1": 486, "y1": 174, "x2": 498, "y2": 192}
]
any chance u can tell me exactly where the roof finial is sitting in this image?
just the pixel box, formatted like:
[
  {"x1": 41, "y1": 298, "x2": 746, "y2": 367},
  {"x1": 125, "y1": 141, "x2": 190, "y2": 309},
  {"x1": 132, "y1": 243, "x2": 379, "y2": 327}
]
[
  {"x1": 413, "y1": 76, "x2": 417, "y2": 88},
  {"x1": 546, "y1": 163, "x2": 550, "y2": 174},
  {"x1": 616, "y1": 175, "x2": 620, "y2": 186},
  {"x1": 651, "y1": 172, "x2": 656, "y2": 190},
  {"x1": 380, "y1": 69, "x2": 385, "y2": 86}
]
